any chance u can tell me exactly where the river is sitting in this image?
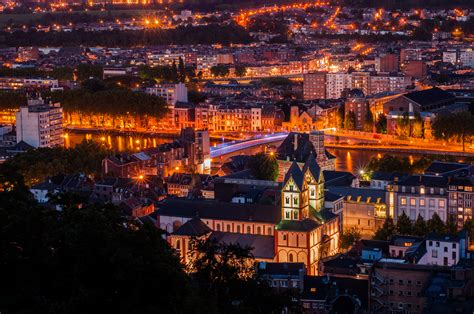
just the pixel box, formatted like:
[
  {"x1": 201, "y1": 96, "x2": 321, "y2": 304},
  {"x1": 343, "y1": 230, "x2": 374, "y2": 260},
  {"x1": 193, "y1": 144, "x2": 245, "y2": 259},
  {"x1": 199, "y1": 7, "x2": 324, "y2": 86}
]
[{"x1": 65, "y1": 132, "x2": 429, "y2": 174}]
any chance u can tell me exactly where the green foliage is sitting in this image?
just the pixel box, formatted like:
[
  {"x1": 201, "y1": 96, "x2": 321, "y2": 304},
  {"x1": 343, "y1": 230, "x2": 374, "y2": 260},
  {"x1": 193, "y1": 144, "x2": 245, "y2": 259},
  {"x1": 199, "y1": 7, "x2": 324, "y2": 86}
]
[
  {"x1": 261, "y1": 77, "x2": 293, "y2": 88},
  {"x1": 396, "y1": 112, "x2": 410, "y2": 139},
  {"x1": 367, "y1": 154, "x2": 451, "y2": 174},
  {"x1": 396, "y1": 212, "x2": 413, "y2": 235},
  {"x1": 187, "y1": 237, "x2": 296, "y2": 313},
  {"x1": 363, "y1": 109, "x2": 374, "y2": 132},
  {"x1": 76, "y1": 64, "x2": 103, "y2": 81},
  {"x1": 46, "y1": 87, "x2": 167, "y2": 117},
  {"x1": 50, "y1": 66, "x2": 74, "y2": 80},
  {"x1": 344, "y1": 111, "x2": 356, "y2": 130},
  {"x1": 210, "y1": 65, "x2": 230, "y2": 78},
  {"x1": 247, "y1": 153, "x2": 279, "y2": 181},
  {"x1": 432, "y1": 112, "x2": 474, "y2": 151},
  {"x1": 426, "y1": 212, "x2": 445, "y2": 234},
  {"x1": 0, "y1": 140, "x2": 111, "y2": 187},
  {"x1": 373, "y1": 218, "x2": 395, "y2": 241},
  {"x1": 463, "y1": 218, "x2": 474, "y2": 240},
  {"x1": 235, "y1": 65, "x2": 247, "y2": 77},
  {"x1": 0, "y1": 66, "x2": 44, "y2": 77},
  {"x1": 340, "y1": 227, "x2": 361, "y2": 250},
  {"x1": 412, "y1": 112, "x2": 423, "y2": 138},
  {"x1": 445, "y1": 214, "x2": 458, "y2": 235},
  {"x1": 3, "y1": 24, "x2": 253, "y2": 47},
  {"x1": 0, "y1": 190, "x2": 190, "y2": 314},
  {"x1": 375, "y1": 114, "x2": 387, "y2": 134},
  {"x1": 0, "y1": 91, "x2": 26, "y2": 109},
  {"x1": 413, "y1": 214, "x2": 427, "y2": 236},
  {"x1": 336, "y1": 105, "x2": 345, "y2": 129}
]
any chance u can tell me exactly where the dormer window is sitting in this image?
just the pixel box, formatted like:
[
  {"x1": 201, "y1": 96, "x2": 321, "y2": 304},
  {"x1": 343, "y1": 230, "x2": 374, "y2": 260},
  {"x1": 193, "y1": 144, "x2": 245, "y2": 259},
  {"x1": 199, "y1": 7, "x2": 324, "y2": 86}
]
[{"x1": 420, "y1": 187, "x2": 425, "y2": 194}]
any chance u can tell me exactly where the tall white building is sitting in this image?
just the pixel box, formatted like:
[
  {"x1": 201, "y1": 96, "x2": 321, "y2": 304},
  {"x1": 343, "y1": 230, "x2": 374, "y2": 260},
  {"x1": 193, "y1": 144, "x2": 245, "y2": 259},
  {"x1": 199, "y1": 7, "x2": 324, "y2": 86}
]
[
  {"x1": 326, "y1": 72, "x2": 351, "y2": 99},
  {"x1": 146, "y1": 83, "x2": 188, "y2": 107},
  {"x1": 16, "y1": 98, "x2": 64, "y2": 148}
]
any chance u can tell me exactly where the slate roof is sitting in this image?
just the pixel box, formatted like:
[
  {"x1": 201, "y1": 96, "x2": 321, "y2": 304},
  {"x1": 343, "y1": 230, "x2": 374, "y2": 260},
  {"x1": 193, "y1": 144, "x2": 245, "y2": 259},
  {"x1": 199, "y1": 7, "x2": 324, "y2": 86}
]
[
  {"x1": 302, "y1": 153, "x2": 322, "y2": 182},
  {"x1": 395, "y1": 175, "x2": 448, "y2": 187},
  {"x1": 371, "y1": 171, "x2": 408, "y2": 181},
  {"x1": 257, "y1": 262, "x2": 305, "y2": 277},
  {"x1": 276, "y1": 132, "x2": 335, "y2": 163},
  {"x1": 284, "y1": 160, "x2": 304, "y2": 190},
  {"x1": 155, "y1": 198, "x2": 280, "y2": 224},
  {"x1": 276, "y1": 218, "x2": 321, "y2": 232},
  {"x1": 172, "y1": 217, "x2": 212, "y2": 237},
  {"x1": 209, "y1": 231, "x2": 275, "y2": 259},
  {"x1": 403, "y1": 87, "x2": 455, "y2": 108},
  {"x1": 425, "y1": 161, "x2": 472, "y2": 176},
  {"x1": 327, "y1": 186, "x2": 386, "y2": 203},
  {"x1": 323, "y1": 170, "x2": 356, "y2": 187}
]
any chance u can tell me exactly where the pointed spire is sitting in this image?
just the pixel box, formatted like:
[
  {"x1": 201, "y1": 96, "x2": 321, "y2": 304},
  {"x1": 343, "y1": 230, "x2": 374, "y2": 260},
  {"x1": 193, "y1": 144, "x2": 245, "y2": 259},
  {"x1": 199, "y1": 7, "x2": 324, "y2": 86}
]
[
  {"x1": 303, "y1": 152, "x2": 321, "y2": 181},
  {"x1": 284, "y1": 160, "x2": 304, "y2": 190}
]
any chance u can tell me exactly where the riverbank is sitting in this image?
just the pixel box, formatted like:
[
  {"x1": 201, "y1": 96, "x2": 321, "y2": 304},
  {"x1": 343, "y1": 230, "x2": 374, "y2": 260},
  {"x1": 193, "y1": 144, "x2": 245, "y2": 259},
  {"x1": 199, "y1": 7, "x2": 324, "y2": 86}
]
[{"x1": 325, "y1": 143, "x2": 474, "y2": 157}]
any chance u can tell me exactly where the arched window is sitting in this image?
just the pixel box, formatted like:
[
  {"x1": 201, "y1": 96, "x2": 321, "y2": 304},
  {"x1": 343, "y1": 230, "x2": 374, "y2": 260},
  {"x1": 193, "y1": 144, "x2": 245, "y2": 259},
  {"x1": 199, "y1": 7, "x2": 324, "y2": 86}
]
[
  {"x1": 216, "y1": 224, "x2": 221, "y2": 231},
  {"x1": 247, "y1": 226, "x2": 251, "y2": 234},
  {"x1": 293, "y1": 211, "x2": 298, "y2": 220},
  {"x1": 285, "y1": 196, "x2": 290, "y2": 204},
  {"x1": 226, "y1": 224, "x2": 231, "y2": 232},
  {"x1": 176, "y1": 239, "x2": 181, "y2": 250},
  {"x1": 237, "y1": 225, "x2": 241, "y2": 233},
  {"x1": 294, "y1": 197, "x2": 298, "y2": 205},
  {"x1": 257, "y1": 226, "x2": 261, "y2": 235},
  {"x1": 289, "y1": 253, "x2": 294, "y2": 262}
]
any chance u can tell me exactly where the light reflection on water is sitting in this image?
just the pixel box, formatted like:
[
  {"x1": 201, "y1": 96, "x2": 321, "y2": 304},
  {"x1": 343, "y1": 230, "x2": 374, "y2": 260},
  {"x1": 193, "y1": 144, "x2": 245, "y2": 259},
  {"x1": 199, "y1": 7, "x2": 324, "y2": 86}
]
[{"x1": 66, "y1": 132, "x2": 423, "y2": 174}]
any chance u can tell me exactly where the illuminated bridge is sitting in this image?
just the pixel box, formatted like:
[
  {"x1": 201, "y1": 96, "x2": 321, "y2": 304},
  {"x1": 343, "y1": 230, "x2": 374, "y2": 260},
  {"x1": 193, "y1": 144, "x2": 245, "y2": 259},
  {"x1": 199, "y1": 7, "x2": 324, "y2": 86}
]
[{"x1": 210, "y1": 133, "x2": 288, "y2": 159}]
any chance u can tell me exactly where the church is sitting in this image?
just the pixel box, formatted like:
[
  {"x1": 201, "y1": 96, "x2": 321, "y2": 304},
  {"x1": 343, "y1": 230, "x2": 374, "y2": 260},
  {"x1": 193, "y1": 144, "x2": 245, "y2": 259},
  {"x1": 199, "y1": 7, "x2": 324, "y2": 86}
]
[{"x1": 154, "y1": 133, "x2": 340, "y2": 275}]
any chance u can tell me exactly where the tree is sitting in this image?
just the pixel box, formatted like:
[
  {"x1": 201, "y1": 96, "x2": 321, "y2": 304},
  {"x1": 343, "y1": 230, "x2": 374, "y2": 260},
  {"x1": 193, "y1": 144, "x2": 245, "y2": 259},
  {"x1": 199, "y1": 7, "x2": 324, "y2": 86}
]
[
  {"x1": 375, "y1": 113, "x2": 387, "y2": 134},
  {"x1": 413, "y1": 214, "x2": 427, "y2": 236},
  {"x1": 344, "y1": 111, "x2": 356, "y2": 130},
  {"x1": 427, "y1": 213, "x2": 445, "y2": 234},
  {"x1": 247, "y1": 153, "x2": 279, "y2": 181},
  {"x1": 432, "y1": 112, "x2": 474, "y2": 152},
  {"x1": 445, "y1": 214, "x2": 458, "y2": 235},
  {"x1": 210, "y1": 65, "x2": 230, "y2": 78},
  {"x1": 363, "y1": 109, "x2": 374, "y2": 132},
  {"x1": 187, "y1": 238, "x2": 295, "y2": 313},
  {"x1": 178, "y1": 57, "x2": 186, "y2": 83},
  {"x1": 235, "y1": 65, "x2": 247, "y2": 77},
  {"x1": 340, "y1": 227, "x2": 362, "y2": 250},
  {"x1": 411, "y1": 111, "x2": 423, "y2": 138},
  {"x1": 396, "y1": 112, "x2": 410, "y2": 139},
  {"x1": 374, "y1": 218, "x2": 395, "y2": 241},
  {"x1": 336, "y1": 105, "x2": 345, "y2": 129},
  {"x1": 76, "y1": 64, "x2": 103, "y2": 81},
  {"x1": 171, "y1": 60, "x2": 179, "y2": 83},
  {"x1": 396, "y1": 212, "x2": 413, "y2": 235},
  {"x1": 463, "y1": 218, "x2": 474, "y2": 240},
  {"x1": 0, "y1": 190, "x2": 191, "y2": 313}
]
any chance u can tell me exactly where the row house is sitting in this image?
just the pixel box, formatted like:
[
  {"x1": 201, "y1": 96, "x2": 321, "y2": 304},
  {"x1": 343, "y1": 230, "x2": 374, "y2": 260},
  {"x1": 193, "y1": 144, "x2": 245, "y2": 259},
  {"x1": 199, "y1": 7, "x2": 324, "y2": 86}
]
[{"x1": 386, "y1": 175, "x2": 449, "y2": 222}]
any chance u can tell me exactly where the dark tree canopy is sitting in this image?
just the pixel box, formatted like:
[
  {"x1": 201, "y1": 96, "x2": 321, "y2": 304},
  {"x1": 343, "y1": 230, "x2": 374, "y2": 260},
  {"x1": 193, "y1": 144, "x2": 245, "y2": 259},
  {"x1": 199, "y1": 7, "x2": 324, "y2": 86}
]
[{"x1": 247, "y1": 153, "x2": 279, "y2": 181}]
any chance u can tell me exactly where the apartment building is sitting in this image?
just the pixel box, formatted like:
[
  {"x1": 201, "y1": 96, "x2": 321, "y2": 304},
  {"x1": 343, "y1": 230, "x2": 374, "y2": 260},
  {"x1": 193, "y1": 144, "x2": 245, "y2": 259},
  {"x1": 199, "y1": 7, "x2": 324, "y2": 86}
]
[
  {"x1": 448, "y1": 176, "x2": 474, "y2": 228},
  {"x1": 386, "y1": 175, "x2": 449, "y2": 222},
  {"x1": 16, "y1": 98, "x2": 63, "y2": 148}
]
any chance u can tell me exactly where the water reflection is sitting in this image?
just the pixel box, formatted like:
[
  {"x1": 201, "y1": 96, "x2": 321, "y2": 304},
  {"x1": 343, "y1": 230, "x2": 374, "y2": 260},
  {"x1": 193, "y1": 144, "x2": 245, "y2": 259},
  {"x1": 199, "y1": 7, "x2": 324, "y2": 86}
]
[{"x1": 66, "y1": 132, "x2": 427, "y2": 174}]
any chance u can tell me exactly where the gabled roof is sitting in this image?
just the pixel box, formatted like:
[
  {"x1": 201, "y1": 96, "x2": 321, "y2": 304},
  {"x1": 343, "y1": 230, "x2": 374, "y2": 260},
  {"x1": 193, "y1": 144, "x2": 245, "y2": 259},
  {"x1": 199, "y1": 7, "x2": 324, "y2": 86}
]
[
  {"x1": 276, "y1": 218, "x2": 321, "y2": 232},
  {"x1": 172, "y1": 217, "x2": 212, "y2": 237},
  {"x1": 284, "y1": 160, "x2": 304, "y2": 190},
  {"x1": 155, "y1": 199, "x2": 280, "y2": 224},
  {"x1": 209, "y1": 231, "x2": 275, "y2": 259},
  {"x1": 403, "y1": 87, "x2": 455, "y2": 108},
  {"x1": 302, "y1": 153, "x2": 322, "y2": 182}
]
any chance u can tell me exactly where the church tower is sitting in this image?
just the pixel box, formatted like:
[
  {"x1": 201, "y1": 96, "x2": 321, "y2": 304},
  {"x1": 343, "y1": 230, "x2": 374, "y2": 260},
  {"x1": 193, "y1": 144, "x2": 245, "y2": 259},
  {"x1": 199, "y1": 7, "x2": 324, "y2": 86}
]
[
  {"x1": 281, "y1": 160, "x2": 308, "y2": 221},
  {"x1": 302, "y1": 153, "x2": 325, "y2": 212}
]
